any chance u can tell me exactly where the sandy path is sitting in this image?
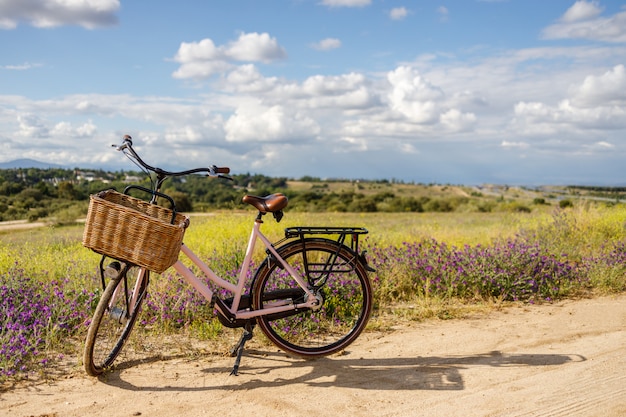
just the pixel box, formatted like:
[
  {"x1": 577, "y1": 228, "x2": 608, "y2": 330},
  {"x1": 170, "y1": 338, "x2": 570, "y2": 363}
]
[
  {"x1": 0, "y1": 220, "x2": 48, "y2": 231},
  {"x1": 1, "y1": 295, "x2": 625, "y2": 417}
]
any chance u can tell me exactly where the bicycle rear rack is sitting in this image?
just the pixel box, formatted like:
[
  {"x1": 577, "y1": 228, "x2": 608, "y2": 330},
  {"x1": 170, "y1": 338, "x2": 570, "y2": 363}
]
[{"x1": 284, "y1": 226, "x2": 369, "y2": 254}]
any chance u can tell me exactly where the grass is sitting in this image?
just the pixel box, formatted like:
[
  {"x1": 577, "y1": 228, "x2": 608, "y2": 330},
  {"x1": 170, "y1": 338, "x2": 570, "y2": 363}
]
[{"x1": 1, "y1": 202, "x2": 625, "y2": 383}]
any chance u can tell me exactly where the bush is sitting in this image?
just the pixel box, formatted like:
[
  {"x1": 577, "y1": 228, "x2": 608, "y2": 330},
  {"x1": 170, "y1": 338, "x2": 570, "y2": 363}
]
[
  {"x1": 27, "y1": 208, "x2": 48, "y2": 222},
  {"x1": 52, "y1": 204, "x2": 86, "y2": 225},
  {"x1": 167, "y1": 190, "x2": 193, "y2": 212},
  {"x1": 368, "y1": 238, "x2": 584, "y2": 304},
  {"x1": 500, "y1": 202, "x2": 531, "y2": 213}
]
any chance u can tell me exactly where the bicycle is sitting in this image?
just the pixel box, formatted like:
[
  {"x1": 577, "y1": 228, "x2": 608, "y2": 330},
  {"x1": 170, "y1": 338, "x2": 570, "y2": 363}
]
[{"x1": 82, "y1": 135, "x2": 374, "y2": 377}]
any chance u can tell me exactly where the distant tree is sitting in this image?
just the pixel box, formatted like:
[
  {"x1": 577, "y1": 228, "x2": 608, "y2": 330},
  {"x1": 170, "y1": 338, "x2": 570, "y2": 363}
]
[
  {"x1": 166, "y1": 190, "x2": 193, "y2": 212},
  {"x1": 18, "y1": 188, "x2": 44, "y2": 201},
  {"x1": 57, "y1": 182, "x2": 80, "y2": 200},
  {"x1": 299, "y1": 175, "x2": 321, "y2": 182},
  {"x1": 348, "y1": 196, "x2": 377, "y2": 212},
  {"x1": 0, "y1": 181, "x2": 24, "y2": 196}
]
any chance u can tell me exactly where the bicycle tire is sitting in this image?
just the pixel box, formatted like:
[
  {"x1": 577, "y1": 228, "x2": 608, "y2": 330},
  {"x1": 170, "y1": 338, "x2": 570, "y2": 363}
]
[
  {"x1": 252, "y1": 238, "x2": 372, "y2": 357},
  {"x1": 83, "y1": 263, "x2": 149, "y2": 376}
]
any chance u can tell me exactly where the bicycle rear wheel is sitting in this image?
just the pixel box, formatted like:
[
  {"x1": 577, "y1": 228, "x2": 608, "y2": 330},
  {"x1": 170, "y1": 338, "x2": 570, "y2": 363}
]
[
  {"x1": 83, "y1": 262, "x2": 149, "y2": 376},
  {"x1": 252, "y1": 238, "x2": 372, "y2": 357}
]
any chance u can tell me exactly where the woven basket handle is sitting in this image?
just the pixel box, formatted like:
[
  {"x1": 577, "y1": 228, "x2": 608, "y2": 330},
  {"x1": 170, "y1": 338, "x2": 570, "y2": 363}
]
[{"x1": 123, "y1": 185, "x2": 179, "y2": 224}]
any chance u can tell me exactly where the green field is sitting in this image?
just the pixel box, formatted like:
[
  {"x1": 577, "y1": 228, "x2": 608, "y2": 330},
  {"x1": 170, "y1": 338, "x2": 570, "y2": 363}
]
[{"x1": 2, "y1": 201, "x2": 626, "y2": 383}]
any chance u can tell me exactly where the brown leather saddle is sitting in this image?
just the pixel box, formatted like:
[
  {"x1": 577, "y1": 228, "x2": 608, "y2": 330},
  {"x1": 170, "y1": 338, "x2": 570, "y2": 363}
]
[{"x1": 242, "y1": 193, "x2": 288, "y2": 214}]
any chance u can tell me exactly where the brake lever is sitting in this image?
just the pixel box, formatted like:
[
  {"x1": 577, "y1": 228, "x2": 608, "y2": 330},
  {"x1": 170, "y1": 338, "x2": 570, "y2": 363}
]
[
  {"x1": 113, "y1": 135, "x2": 133, "y2": 151},
  {"x1": 207, "y1": 171, "x2": 233, "y2": 181},
  {"x1": 208, "y1": 165, "x2": 232, "y2": 180}
]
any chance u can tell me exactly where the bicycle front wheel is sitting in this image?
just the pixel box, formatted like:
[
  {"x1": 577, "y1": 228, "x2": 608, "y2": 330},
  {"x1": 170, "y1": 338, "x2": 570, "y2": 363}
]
[
  {"x1": 252, "y1": 238, "x2": 372, "y2": 357},
  {"x1": 83, "y1": 263, "x2": 149, "y2": 376}
]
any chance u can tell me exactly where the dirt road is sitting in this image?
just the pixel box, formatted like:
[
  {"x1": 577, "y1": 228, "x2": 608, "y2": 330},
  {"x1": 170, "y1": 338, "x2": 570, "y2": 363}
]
[
  {"x1": 2, "y1": 295, "x2": 625, "y2": 417},
  {"x1": 0, "y1": 219, "x2": 48, "y2": 231}
]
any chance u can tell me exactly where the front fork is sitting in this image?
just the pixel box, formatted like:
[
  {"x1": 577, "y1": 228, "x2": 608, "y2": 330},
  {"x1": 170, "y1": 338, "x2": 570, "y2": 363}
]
[{"x1": 98, "y1": 256, "x2": 147, "y2": 323}]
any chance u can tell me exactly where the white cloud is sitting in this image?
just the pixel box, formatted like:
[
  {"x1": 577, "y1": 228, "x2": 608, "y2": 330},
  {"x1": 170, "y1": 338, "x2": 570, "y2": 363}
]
[
  {"x1": 501, "y1": 140, "x2": 529, "y2": 149},
  {"x1": 320, "y1": 0, "x2": 371, "y2": 8},
  {"x1": 1, "y1": 62, "x2": 43, "y2": 71},
  {"x1": 302, "y1": 73, "x2": 366, "y2": 95},
  {"x1": 172, "y1": 33, "x2": 286, "y2": 80},
  {"x1": 389, "y1": 7, "x2": 408, "y2": 21},
  {"x1": 224, "y1": 101, "x2": 320, "y2": 143},
  {"x1": 594, "y1": 141, "x2": 614, "y2": 148},
  {"x1": 220, "y1": 69, "x2": 376, "y2": 111},
  {"x1": 0, "y1": 0, "x2": 119, "y2": 30},
  {"x1": 509, "y1": 63, "x2": 626, "y2": 137},
  {"x1": 440, "y1": 109, "x2": 477, "y2": 132},
  {"x1": 227, "y1": 32, "x2": 287, "y2": 62},
  {"x1": 311, "y1": 38, "x2": 342, "y2": 51},
  {"x1": 8, "y1": 112, "x2": 107, "y2": 166},
  {"x1": 542, "y1": 1, "x2": 626, "y2": 43},
  {"x1": 334, "y1": 136, "x2": 370, "y2": 152},
  {"x1": 561, "y1": 1, "x2": 603, "y2": 23},
  {"x1": 386, "y1": 66, "x2": 444, "y2": 124},
  {"x1": 513, "y1": 96, "x2": 626, "y2": 136},
  {"x1": 306, "y1": 86, "x2": 375, "y2": 109},
  {"x1": 223, "y1": 65, "x2": 280, "y2": 93},
  {"x1": 572, "y1": 64, "x2": 626, "y2": 107},
  {"x1": 172, "y1": 60, "x2": 233, "y2": 80},
  {"x1": 51, "y1": 120, "x2": 97, "y2": 138},
  {"x1": 163, "y1": 126, "x2": 206, "y2": 144},
  {"x1": 16, "y1": 114, "x2": 49, "y2": 138},
  {"x1": 174, "y1": 39, "x2": 222, "y2": 62}
]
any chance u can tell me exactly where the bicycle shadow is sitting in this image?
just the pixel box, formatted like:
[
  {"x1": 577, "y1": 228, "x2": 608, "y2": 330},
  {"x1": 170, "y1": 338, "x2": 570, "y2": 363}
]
[{"x1": 101, "y1": 349, "x2": 585, "y2": 392}]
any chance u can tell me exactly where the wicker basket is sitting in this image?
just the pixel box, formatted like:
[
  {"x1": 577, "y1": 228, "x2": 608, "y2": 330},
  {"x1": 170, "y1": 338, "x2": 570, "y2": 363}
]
[{"x1": 82, "y1": 189, "x2": 189, "y2": 273}]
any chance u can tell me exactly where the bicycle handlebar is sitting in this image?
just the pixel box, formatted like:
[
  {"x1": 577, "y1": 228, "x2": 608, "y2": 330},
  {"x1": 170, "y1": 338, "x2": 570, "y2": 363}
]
[{"x1": 114, "y1": 134, "x2": 232, "y2": 180}]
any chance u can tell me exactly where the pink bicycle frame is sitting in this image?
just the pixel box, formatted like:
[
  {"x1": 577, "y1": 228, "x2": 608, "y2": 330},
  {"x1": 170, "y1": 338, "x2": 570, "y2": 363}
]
[{"x1": 170, "y1": 220, "x2": 319, "y2": 320}]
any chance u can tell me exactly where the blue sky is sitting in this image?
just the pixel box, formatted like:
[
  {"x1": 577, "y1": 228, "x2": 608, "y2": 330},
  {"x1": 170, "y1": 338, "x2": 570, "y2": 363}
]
[{"x1": 1, "y1": 0, "x2": 625, "y2": 185}]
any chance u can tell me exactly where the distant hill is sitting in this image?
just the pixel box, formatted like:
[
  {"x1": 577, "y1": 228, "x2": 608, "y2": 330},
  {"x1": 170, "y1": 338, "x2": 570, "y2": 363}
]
[{"x1": 0, "y1": 159, "x2": 65, "y2": 169}]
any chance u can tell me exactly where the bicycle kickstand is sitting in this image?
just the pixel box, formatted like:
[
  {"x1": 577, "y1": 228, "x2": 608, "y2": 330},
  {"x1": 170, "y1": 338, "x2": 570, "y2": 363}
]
[{"x1": 230, "y1": 322, "x2": 255, "y2": 376}]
